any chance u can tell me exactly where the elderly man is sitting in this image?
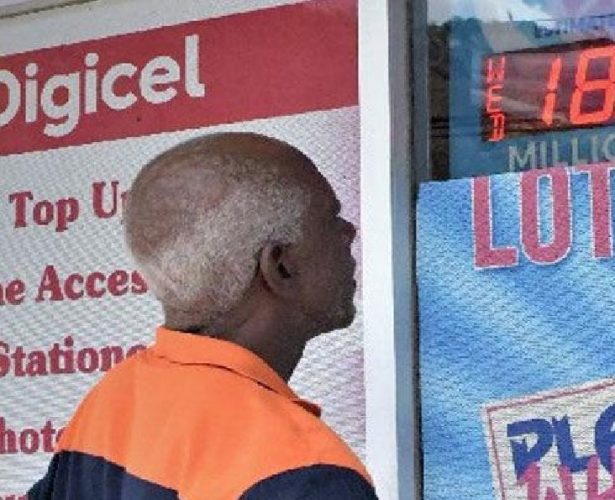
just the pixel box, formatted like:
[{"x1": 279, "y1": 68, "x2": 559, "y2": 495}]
[{"x1": 29, "y1": 133, "x2": 377, "y2": 499}]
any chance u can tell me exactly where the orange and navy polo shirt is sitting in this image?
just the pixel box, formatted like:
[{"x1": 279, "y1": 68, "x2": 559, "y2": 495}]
[{"x1": 28, "y1": 327, "x2": 378, "y2": 499}]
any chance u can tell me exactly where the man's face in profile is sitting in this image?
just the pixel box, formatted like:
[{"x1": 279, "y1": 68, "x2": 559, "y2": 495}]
[{"x1": 294, "y1": 171, "x2": 357, "y2": 335}]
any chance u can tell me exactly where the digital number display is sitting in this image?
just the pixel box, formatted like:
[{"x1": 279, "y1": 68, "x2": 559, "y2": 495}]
[{"x1": 482, "y1": 40, "x2": 615, "y2": 142}]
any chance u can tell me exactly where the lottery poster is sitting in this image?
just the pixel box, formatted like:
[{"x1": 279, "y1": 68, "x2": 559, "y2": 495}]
[{"x1": 419, "y1": 165, "x2": 615, "y2": 499}]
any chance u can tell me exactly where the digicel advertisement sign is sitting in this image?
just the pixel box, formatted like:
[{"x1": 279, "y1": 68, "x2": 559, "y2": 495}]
[{"x1": 0, "y1": 0, "x2": 357, "y2": 155}]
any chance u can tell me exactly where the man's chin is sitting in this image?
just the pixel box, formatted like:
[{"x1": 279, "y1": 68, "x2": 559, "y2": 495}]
[
  {"x1": 341, "y1": 301, "x2": 357, "y2": 328},
  {"x1": 322, "y1": 301, "x2": 356, "y2": 334}
]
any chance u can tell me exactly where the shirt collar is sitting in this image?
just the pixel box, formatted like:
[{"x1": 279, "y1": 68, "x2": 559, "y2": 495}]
[{"x1": 152, "y1": 326, "x2": 321, "y2": 417}]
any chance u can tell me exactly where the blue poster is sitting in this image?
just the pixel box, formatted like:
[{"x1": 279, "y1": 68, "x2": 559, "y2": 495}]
[{"x1": 418, "y1": 166, "x2": 615, "y2": 499}]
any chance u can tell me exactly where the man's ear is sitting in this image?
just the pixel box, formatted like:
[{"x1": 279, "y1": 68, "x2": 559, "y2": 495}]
[{"x1": 258, "y1": 241, "x2": 298, "y2": 298}]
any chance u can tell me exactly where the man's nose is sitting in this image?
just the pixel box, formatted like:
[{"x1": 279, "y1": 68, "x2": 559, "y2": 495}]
[{"x1": 342, "y1": 218, "x2": 357, "y2": 244}]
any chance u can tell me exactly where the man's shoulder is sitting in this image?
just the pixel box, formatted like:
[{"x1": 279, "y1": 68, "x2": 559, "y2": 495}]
[
  {"x1": 179, "y1": 381, "x2": 373, "y2": 498},
  {"x1": 62, "y1": 345, "x2": 148, "y2": 416},
  {"x1": 55, "y1": 348, "x2": 371, "y2": 498},
  {"x1": 54, "y1": 347, "x2": 149, "y2": 449}
]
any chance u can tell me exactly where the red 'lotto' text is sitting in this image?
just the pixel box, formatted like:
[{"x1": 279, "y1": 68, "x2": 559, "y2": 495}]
[
  {"x1": 0, "y1": 34, "x2": 205, "y2": 138},
  {"x1": 472, "y1": 163, "x2": 615, "y2": 268}
]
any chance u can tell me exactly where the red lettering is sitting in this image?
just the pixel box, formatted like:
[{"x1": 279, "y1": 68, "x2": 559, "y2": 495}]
[
  {"x1": 571, "y1": 46, "x2": 615, "y2": 125},
  {"x1": 587, "y1": 454, "x2": 615, "y2": 499},
  {"x1": 0, "y1": 343, "x2": 9, "y2": 377},
  {"x1": 6, "y1": 279, "x2": 25, "y2": 305},
  {"x1": 92, "y1": 180, "x2": 122, "y2": 219},
  {"x1": 99, "y1": 346, "x2": 124, "y2": 371},
  {"x1": 521, "y1": 168, "x2": 572, "y2": 264},
  {"x1": 36, "y1": 265, "x2": 64, "y2": 302},
  {"x1": 519, "y1": 462, "x2": 577, "y2": 500},
  {"x1": 575, "y1": 163, "x2": 615, "y2": 258},
  {"x1": 0, "y1": 279, "x2": 26, "y2": 306},
  {"x1": 76, "y1": 348, "x2": 99, "y2": 373},
  {"x1": 0, "y1": 418, "x2": 17, "y2": 454},
  {"x1": 0, "y1": 418, "x2": 63, "y2": 455},
  {"x1": 7, "y1": 192, "x2": 80, "y2": 231},
  {"x1": 556, "y1": 465, "x2": 576, "y2": 500},
  {"x1": 25, "y1": 351, "x2": 48, "y2": 376},
  {"x1": 1, "y1": 339, "x2": 146, "y2": 378},
  {"x1": 19, "y1": 429, "x2": 39, "y2": 454},
  {"x1": 542, "y1": 56, "x2": 563, "y2": 127},
  {"x1": 33, "y1": 200, "x2": 54, "y2": 226},
  {"x1": 486, "y1": 85, "x2": 503, "y2": 113},
  {"x1": 40, "y1": 420, "x2": 56, "y2": 453},
  {"x1": 8, "y1": 191, "x2": 32, "y2": 229},
  {"x1": 55, "y1": 197, "x2": 79, "y2": 232},
  {"x1": 85, "y1": 271, "x2": 106, "y2": 298},
  {"x1": 486, "y1": 56, "x2": 506, "y2": 84},
  {"x1": 34, "y1": 267, "x2": 148, "y2": 302},
  {"x1": 36, "y1": 267, "x2": 150, "y2": 301},
  {"x1": 489, "y1": 113, "x2": 506, "y2": 142},
  {"x1": 64, "y1": 273, "x2": 84, "y2": 300},
  {"x1": 11, "y1": 347, "x2": 26, "y2": 377},
  {"x1": 472, "y1": 177, "x2": 518, "y2": 268},
  {"x1": 131, "y1": 270, "x2": 148, "y2": 294},
  {"x1": 108, "y1": 270, "x2": 129, "y2": 296},
  {"x1": 48, "y1": 336, "x2": 75, "y2": 374}
]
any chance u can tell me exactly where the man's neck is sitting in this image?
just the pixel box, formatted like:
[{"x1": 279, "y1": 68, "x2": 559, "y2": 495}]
[
  {"x1": 207, "y1": 310, "x2": 307, "y2": 382},
  {"x1": 164, "y1": 309, "x2": 309, "y2": 382}
]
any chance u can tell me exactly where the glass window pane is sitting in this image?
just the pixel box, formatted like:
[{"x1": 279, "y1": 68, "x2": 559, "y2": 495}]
[{"x1": 428, "y1": 0, "x2": 615, "y2": 179}]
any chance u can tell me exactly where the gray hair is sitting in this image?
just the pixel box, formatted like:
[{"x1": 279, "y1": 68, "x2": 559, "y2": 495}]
[{"x1": 124, "y1": 141, "x2": 310, "y2": 324}]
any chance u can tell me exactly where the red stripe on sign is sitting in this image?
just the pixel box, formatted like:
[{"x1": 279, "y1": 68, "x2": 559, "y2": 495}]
[{"x1": 0, "y1": 0, "x2": 357, "y2": 155}]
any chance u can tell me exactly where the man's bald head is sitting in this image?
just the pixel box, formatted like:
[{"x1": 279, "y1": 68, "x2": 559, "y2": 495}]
[{"x1": 124, "y1": 132, "x2": 317, "y2": 329}]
